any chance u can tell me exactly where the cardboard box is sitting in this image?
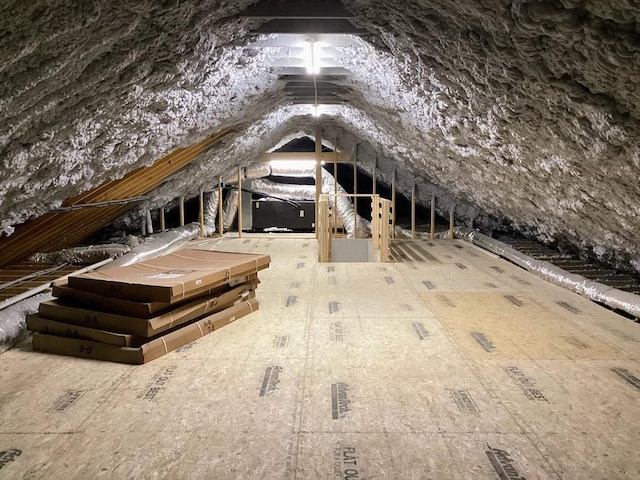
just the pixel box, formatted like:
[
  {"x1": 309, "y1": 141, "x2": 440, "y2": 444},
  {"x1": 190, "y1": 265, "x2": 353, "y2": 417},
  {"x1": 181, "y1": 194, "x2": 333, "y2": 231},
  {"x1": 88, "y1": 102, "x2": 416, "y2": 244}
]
[
  {"x1": 39, "y1": 283, "x2": 257, "y2": 337},
  {"x1": 52, "y1": 274, "x2": 259, "y2": 318},
  {"x1": 32, "y1": 298, "x2": 259, "y2": 364},
  {"x1": 67, "y1": 249, "x2": 270, "y2": 303},
  {"x1": 27, "y1": 314, "x2": 139, "y2": 347}
]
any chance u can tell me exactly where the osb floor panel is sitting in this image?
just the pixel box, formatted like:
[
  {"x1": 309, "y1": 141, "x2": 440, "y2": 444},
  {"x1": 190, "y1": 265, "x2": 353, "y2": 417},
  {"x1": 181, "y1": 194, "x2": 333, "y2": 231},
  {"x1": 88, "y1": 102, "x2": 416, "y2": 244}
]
[{"x1": 1, "y1": 238, "x2": 638, "y2": 479}]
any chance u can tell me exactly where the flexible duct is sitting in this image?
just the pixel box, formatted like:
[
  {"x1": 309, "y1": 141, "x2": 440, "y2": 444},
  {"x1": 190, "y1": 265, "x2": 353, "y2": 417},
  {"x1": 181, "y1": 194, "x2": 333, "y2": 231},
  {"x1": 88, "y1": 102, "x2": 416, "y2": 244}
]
[
  {"x1": 223, "y1": 189, "x2": 239, "y2": 230},
  {"x1": 452, "y1": 226, "x2": 640, "y2": 318},
  {"x1": 220, "y1": 162, "x2": 372, "y2": 237},
  {"x1": 252, "y1": 178, "x2": 316, "y2": 201},
  {"x1": 105, "y1": 223, "x2": 202, "y2": 269},
  {"x1": 321, "y1": 169, "x2": 369, "y2": 238},
  {"x1": 0, "y1": 258, "x2": 113, "y2": 353},
  {"x1": 223, "y1": 164, "x2": 272, "y2": 185},
  {"x1": 29, "y1": 244, "x2": 131, "y2": 264},
  {"x1": 251, "y1": 172, "x2": 368, "y2": 236},
  {"x1": 270, "y1": 163, "x2": 315, "y2": 178},
  {"x1": 203, "y1": 191, "x2": 219, "y2": 235},
  {"x1": 0, "y1": 293, "x2": 52, "y2": 354}
]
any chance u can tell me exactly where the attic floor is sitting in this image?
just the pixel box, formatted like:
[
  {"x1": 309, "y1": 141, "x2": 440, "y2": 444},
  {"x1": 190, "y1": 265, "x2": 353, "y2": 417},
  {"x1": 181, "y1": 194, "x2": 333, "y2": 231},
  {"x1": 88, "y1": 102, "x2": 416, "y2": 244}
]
[{"x1": 1, "y1": 238, "x2": 638, "y2": 479}]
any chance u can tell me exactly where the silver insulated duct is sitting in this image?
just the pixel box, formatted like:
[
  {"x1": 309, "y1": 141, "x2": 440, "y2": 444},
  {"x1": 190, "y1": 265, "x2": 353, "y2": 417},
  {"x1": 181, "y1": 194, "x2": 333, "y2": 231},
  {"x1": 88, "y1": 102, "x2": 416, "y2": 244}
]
[{"x1": 452, "y1": 226, "x2": 640, "y2": 319}]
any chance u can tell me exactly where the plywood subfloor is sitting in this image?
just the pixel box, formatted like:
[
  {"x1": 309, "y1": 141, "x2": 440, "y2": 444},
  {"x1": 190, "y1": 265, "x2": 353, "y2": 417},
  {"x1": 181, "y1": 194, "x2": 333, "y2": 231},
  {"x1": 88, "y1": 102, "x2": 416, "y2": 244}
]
[{"x1": 1, "y1": 238, "x2": 638, "y2": 479}]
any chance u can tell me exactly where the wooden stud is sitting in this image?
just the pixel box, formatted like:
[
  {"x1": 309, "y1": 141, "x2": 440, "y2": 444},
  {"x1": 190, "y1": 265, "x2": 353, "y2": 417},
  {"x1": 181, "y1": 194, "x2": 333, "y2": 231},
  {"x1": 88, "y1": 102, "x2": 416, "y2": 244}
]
[
  {"x1": 353, "y1": 147, "x2": 358, "y2": 238},
  {"x1": 372, "y1": 156, "x2": 377, "y2": 195},
  {"x1": 237, "y1": 167, "x2": 243, "y2": 238},
  {"x1": 218, "y1": 177, "x2": 224, "y2": 237},
  {"x1": 160, "y1": 206, "x2": 166, "y2": 232},
  {"x1": 199, "y1": 189, "x2": 205, "y2": 238},
  {"x1": 449, "y1": 205, "x2": 455, "y2": 239},
  {"x1": 411, "y1": 183, "x2": 416, "y2": 239},
  {"x1": 430, "y1": 194, "x2": 436, "y2": 240},
  {"x1": 315, "y1": 125, "x2": 322, "y2": 238},
  {"x1": 391, "y1": 169, "x2": 396, "y2": 239},
  {"x1": 333, "y1": 160, "x2": 338, "y2": 234}
]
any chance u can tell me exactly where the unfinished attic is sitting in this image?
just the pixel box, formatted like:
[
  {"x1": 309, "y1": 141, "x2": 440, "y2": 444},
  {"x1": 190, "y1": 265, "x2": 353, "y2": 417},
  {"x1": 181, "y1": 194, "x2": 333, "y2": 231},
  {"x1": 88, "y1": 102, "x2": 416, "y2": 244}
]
[{"x1": 0, "y1": 0, "x2": 639, "y2": 478}]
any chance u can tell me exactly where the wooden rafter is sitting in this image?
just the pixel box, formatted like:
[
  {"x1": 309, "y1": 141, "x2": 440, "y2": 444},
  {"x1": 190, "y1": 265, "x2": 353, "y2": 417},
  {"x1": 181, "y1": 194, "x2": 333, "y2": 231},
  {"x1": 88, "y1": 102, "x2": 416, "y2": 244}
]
[{"x1": 0, "y1": 127, "x2": 235, "y2": 267}]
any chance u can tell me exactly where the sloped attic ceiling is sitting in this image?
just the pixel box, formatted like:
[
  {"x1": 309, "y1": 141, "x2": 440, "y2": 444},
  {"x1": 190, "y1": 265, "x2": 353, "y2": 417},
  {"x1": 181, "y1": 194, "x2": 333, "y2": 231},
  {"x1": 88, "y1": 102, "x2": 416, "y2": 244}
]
[{"x1": 1, "y1": 0, "x2": 639, "y2": 272}]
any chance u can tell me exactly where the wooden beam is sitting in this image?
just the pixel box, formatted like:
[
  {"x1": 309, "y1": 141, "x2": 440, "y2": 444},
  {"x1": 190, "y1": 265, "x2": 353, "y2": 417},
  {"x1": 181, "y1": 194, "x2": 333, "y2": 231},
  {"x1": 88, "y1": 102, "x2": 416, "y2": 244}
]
[
  {"x1": 449, "y1": 206, "x2": 455, "y2": 240},
  {"x1": 430, "y1": 194, "x2": 436, "y2": 240},
  {"x1": 160, "y1": 206, "x2": 166, "y2": 232},
  {"x1": 258, "y1": 152, "x2": 351, "y2": 163},
  {"x1": 237, "y1": 167, "x2": 243, "y2": 238},
  {"x1": 199, "y1": 189, "x2": 205, "y2": 238},
  {"x1": 315, "y1": 126, "x2": 322, "y2": 239},
  {"x1": 353, "y1": 150, "x2": 358, "y2": 238},
  {"x1": 411, "y1": 183, "x2": 416, "y2": 239},
  {"x1": 391, "y1": 169, "x2": 396, "y2": 239},
  {"x1": 372, "y1": 157, "x2": 377, "y2": 195},
  {"x1": 333, "y1": 160, "x2": 338, "y2": 234},
  {"x1": 218, "y1": 177, "x2": 224, "y2": 238},
  {"x1": 0, "y1": 127, "x2": 234, "y2": 267}
]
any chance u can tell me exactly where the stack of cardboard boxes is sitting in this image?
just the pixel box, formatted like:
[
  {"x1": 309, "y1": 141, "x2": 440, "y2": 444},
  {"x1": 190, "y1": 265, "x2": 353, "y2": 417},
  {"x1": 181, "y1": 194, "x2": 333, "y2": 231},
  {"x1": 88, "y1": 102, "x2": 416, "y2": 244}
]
[{"x1": 28, "y1": 249, "x2": 270, "y2": 364}]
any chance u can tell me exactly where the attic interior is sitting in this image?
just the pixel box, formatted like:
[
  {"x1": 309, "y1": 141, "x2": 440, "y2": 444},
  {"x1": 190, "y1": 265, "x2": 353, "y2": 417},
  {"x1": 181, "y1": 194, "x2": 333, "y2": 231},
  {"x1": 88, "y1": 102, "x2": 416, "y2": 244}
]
[{"x1": 1, "y1": 0, "x2": 639, "y2": 478}]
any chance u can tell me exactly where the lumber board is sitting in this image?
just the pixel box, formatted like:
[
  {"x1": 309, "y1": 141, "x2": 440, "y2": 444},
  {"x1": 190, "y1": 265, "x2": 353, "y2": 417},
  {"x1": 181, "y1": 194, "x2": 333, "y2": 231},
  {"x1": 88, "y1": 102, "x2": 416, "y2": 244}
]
[{"x1": 0, "y1": 128, "x2": 234, "y2": 267}]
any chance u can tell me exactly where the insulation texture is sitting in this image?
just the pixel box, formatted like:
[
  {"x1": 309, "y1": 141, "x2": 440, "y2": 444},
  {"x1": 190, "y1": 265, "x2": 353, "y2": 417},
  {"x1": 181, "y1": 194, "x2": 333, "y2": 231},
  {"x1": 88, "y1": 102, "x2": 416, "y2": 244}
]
[{"x1": 1, "y1": 1, "x2": 639, "y2": 272}]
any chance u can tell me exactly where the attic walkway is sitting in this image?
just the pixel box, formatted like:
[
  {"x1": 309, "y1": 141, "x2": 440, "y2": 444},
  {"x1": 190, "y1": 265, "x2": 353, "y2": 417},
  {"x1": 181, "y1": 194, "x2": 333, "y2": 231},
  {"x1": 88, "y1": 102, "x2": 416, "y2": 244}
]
[{"x1": 1, "y1": 238, "x2": 638, "y2": 478}]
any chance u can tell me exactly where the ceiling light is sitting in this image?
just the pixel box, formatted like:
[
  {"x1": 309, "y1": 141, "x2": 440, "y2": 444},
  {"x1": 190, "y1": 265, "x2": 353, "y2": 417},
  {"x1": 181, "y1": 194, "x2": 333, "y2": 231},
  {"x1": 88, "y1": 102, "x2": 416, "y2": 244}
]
[{"x1": 304, "y1": 39, "x2": 321, "y2": 75}]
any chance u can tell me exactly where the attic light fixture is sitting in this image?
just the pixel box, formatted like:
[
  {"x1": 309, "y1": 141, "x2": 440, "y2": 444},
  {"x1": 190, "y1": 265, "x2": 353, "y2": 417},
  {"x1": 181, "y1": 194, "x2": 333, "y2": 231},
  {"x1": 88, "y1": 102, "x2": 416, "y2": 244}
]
[{"x1": 304, "y1": 39, "x2": 321, "y2": 75}]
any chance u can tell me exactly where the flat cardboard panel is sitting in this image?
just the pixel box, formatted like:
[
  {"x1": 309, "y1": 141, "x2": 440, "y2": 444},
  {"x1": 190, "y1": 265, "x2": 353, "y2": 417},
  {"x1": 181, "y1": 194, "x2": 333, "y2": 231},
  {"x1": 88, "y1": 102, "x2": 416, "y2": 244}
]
[
  {"x1": 39, "y1": 282, "x2": 257, "y2": 337},
  {"x1": 67, "y1": 249, "x2": 270, "y2": 302},
  {"x1": 27, "y1": 314, "x2": 138, "y2": 347},
  {"x1": 32, "y1": 298, "x2": 259, "y2": 364},
  {"x1": 52, "y1": 274, "x2": 258, "y2": 318}
]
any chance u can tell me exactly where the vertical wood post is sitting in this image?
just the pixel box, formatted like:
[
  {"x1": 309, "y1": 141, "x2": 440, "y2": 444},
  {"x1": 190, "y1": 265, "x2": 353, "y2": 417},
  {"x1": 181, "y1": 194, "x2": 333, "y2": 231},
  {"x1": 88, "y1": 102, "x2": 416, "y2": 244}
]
[
  {"x1": 430, "y1": 194, "x2": 436, "y2": 240},
  {"x1": 449, "y1": 206, "x2": 455, "y2": 239},
  {"x1": 237, "y1": 167, "x2": 243, "y2": 237},
  {"x1": 315, "y1": 125, "x2": 322, "y2": 238},
  {"x1": 391, "y1": 169, "x2": 396, "y2": 239},
  {"x1": 179, "y1": 197, "x2": 185, "y2": 227},
  {"x1": 199, "y1": 189, "x2": 205, "y2": 238},
  {"x1": 218, "y1": 177, "x2": 224, "y2": 237},
  {"x1": 372, "y1": 156, "x2": 377, "y2": 195},
  {"x1": 353, "y1": 149, "x2": 358, "y2": 238},
  {"x1": 411, "y1": 183, "x2": 416, "y2": 239}
]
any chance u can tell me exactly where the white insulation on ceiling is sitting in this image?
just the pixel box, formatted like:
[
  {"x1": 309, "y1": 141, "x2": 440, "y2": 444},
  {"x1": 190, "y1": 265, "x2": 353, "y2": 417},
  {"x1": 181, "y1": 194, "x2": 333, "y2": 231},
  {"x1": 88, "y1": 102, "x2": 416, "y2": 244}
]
[{"x1": 0, "y1": 0, "x2": 639, "y2": 272}]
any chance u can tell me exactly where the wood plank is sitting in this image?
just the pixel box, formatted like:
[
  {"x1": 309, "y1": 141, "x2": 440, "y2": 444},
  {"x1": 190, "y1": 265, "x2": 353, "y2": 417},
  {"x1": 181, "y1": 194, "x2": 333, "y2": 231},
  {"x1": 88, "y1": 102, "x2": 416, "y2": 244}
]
[{"x1": 0, "y1": 128, "x2": 234, "y2": 267}]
